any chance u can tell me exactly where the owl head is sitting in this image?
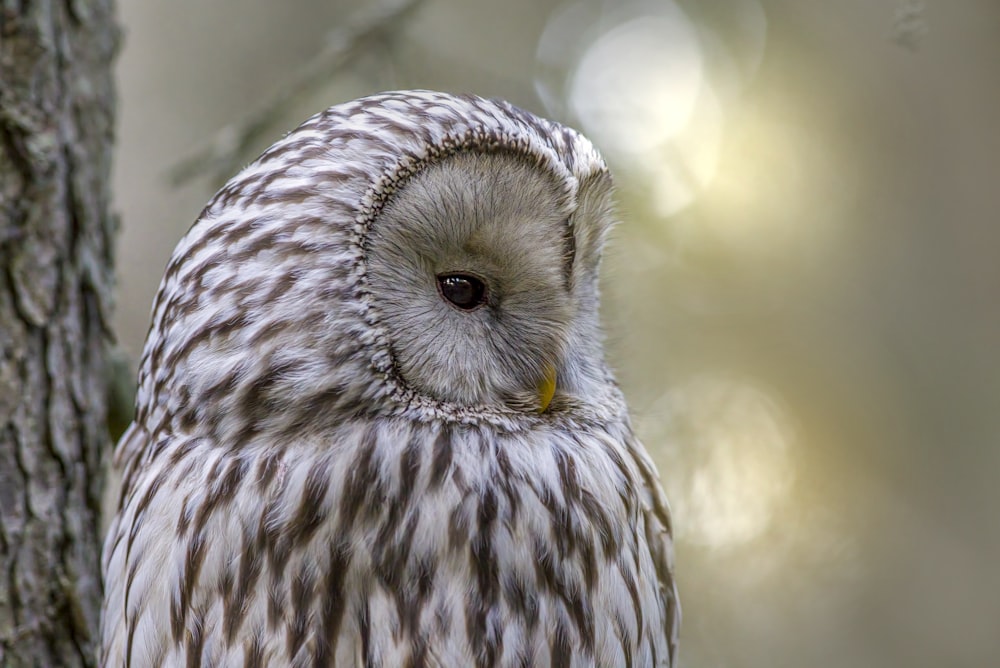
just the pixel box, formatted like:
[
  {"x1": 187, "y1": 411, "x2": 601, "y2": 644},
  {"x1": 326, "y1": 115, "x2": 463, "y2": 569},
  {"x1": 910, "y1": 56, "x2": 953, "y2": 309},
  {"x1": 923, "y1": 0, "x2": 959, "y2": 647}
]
[{"x1": 135, "y1": 91, "x2": 625, "y2": 446}]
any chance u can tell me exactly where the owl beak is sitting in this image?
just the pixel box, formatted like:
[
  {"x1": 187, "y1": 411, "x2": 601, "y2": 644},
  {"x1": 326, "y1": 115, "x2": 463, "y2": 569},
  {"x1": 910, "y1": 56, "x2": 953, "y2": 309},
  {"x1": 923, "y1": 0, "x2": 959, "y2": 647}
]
[{"x1": 537, "y1": 363, "x2": 557, "y2": 413}]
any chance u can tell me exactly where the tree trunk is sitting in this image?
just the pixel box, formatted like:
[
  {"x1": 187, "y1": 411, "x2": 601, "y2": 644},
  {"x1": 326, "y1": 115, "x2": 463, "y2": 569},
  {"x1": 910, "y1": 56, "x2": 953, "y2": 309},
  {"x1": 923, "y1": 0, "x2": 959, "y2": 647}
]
[{"x1": 0, "y1": 1, "x2": 118, "y2": 665}]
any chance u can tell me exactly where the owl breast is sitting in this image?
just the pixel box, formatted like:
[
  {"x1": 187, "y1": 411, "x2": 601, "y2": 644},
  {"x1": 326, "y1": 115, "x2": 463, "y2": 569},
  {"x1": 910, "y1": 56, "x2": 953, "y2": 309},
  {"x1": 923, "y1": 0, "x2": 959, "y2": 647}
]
[{"x1": 102, "y1": 416, "x2": 674, "y2": 667}]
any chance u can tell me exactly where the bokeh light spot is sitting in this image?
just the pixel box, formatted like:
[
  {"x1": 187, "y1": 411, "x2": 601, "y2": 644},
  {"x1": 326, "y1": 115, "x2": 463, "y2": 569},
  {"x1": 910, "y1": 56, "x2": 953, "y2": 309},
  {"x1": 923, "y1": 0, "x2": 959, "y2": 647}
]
[
  {"x1": 569, "y1": 12, "x2": 703, "y2": 152},
  {"x1": 563, "y1": 2, "x2": 725, "y2": 217},
  {"x1": 641, "y1": 375, "x2": 796, "y2": 548}
]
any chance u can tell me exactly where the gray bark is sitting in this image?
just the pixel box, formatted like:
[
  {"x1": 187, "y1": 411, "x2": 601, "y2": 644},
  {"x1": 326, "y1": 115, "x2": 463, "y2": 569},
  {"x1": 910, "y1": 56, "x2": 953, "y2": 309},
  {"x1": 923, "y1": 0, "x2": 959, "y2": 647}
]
[{"x1": 0, "y1": 1, "x2": 118, "y2": 665}]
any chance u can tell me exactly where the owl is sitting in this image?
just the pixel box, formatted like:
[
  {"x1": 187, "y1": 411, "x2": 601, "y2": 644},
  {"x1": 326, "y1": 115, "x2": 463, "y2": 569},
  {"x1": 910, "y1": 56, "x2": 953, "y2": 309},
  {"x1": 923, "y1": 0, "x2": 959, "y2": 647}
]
[{"x1": 101, "y1": 91, "x2": 678, "y2": 667}]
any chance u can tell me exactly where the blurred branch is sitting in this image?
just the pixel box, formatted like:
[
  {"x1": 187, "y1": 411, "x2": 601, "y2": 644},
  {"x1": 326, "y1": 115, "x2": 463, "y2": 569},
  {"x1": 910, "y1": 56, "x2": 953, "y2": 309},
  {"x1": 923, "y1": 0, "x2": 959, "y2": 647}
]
[
  {"x1": 169, "y1": 0, "x2": 426, "y2": 186},
  {"x1": 105, "y1": 344, "x2": 136, "y2": 442}
]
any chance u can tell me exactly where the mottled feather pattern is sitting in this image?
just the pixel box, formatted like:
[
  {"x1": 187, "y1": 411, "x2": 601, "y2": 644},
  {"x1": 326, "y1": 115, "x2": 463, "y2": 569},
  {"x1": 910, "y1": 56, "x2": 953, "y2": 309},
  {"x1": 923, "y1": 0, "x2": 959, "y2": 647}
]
[{"x1": 102, "y1": 90, "x2": 678, "y2": 666}]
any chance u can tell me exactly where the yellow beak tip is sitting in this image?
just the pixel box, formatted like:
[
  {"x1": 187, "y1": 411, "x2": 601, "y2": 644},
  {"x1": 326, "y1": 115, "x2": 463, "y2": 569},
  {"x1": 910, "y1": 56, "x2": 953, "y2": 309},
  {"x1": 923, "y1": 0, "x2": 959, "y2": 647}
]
[{"x1": 538, "y1": 365, "x2": 557, "y2": 413}]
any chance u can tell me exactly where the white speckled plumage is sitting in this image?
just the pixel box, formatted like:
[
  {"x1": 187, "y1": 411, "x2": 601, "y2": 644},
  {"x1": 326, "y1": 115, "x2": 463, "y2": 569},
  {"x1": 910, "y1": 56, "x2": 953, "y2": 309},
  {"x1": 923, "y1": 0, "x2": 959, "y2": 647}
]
[{"x1": 102, "y1": 90, "x2": 678, "y2": 667}]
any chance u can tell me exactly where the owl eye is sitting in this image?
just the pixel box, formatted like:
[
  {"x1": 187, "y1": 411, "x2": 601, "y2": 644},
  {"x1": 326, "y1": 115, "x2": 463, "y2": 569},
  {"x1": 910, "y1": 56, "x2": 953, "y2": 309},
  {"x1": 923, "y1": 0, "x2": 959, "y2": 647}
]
[{"x1": 437, "y1": 273, "x2": 487, "y2": 310}]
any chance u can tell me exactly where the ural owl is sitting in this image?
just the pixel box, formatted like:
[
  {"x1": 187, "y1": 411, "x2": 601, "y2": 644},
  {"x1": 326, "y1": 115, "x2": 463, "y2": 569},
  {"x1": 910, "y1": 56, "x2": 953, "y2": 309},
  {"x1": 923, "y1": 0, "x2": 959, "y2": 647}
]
[{"x1": 102, "y1": 91, "x2": 679, "y2": 667}]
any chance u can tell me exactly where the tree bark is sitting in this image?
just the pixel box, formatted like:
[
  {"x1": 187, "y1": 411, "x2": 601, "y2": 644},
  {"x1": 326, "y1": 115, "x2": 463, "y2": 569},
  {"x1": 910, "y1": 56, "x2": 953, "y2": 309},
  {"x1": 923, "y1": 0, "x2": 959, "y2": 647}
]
[{"x1": 0, "y1": 1, "x2": 118, "y2": 665}]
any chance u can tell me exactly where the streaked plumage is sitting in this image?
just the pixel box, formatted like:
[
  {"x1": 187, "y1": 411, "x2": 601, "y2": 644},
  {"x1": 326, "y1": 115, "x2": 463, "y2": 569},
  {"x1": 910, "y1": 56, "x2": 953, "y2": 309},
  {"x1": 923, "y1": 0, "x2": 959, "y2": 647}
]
[{"x1": 101, "y1": 90, "x2": 678, "y2": 667}]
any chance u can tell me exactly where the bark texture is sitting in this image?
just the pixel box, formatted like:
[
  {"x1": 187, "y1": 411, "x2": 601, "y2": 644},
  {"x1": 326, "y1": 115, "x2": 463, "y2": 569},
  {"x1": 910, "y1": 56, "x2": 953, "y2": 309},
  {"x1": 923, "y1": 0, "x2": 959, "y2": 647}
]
[{"x1": 0, "y1": 1, "x2": 117, "y2": 665}]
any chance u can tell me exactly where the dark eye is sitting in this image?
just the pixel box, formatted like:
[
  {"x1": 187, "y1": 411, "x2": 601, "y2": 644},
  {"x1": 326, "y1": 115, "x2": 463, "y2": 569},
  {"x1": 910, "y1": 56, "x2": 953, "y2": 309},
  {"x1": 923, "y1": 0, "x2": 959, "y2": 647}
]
[{"x1": 437, "y1": 273, "x2": 487, "y2": 310}]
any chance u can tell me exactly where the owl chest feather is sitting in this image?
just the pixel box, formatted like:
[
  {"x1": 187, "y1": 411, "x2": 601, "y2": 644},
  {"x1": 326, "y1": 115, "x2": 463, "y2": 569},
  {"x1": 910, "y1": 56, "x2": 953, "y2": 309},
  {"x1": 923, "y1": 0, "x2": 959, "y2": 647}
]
[{"x1": 102, "y1": 418, "x2": 673, "y2": 667}]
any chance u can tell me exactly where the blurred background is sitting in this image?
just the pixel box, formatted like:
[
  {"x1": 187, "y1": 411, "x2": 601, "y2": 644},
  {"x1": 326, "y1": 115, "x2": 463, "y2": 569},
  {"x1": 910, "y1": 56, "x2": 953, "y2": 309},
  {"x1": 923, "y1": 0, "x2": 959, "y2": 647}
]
[{"x1": 110, "y1": 0, "x2": 1000, "y2": 666}]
